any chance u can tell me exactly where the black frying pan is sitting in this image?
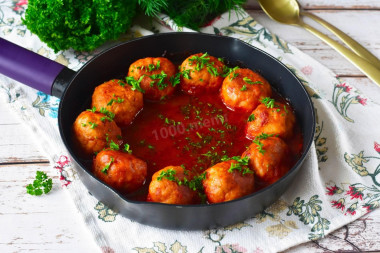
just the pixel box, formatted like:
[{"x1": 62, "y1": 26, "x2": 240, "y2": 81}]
[{"x1": 0, "y1": 33, "x2": 315, "y2": 230}]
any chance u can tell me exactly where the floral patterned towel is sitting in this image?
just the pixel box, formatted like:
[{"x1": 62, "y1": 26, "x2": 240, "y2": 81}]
[{"x1": 1, "y1": 1, "x2": 380, "y2": 253}]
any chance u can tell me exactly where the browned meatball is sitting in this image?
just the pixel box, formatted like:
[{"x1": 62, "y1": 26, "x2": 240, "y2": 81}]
[
  {"x1": 180, "y1": 53, "x2": 225, "y2": 95},
  {"x1": 220, "y1": 68, "x2": 272, "y2": 112},
  {"x1": 148, "y1": 166, "x2": 200, "y2": 205},
  {"x1": 72, "y1": 111, "x2": 122, "y2": 156},
  {"x1": 242, "y1": 136, "x2": 291, "y2": 184},
  {"x1": 128, "y1": 57, "x2": 177, "y2": 100},
  {"x1": 93, "y1": 150, "x2": 147, "y2": 193},
  {"x1": 246, "y1": 101, "x2": 296, "y2": 140},
  {"x1": 91, "y1": 79, "x2": 143, "y2": 127},
  {"x1": 202, "y1": 160, "x2": 255, "y2": 204}
]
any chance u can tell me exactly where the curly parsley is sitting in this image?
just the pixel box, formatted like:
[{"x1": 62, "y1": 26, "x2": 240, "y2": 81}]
[{"x1": 26, "y1": 171, "x2": 53, "y2": 196}]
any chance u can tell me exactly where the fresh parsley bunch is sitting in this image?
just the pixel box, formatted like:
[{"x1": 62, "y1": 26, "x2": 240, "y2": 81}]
[
  {"x1": 23, "y1": 0, "x2": 137, "y2": 52},
  {"x1": 23, "y1": 0, "x2": 246, "y2": 52},
  {"x1": 162, "y1": 0, "x2": 246, "y2": 30},
  {"x1": 26, "y1": 171, "x2": 53, "y2": 196}
]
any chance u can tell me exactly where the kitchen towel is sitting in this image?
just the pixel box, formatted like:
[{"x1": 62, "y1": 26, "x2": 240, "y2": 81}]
[{"x1": 1, "y1": 1, "x2": 380, "y2": 252}]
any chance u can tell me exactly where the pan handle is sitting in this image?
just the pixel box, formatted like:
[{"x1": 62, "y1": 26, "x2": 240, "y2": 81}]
[{"x1": 0, "y1": 38, "x2": 75, "y2": 98}]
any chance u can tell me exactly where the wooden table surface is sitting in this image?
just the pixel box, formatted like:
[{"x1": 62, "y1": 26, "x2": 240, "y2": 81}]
[{"x1": 1, "y1": 0, "x2": 380, "y2": 252}]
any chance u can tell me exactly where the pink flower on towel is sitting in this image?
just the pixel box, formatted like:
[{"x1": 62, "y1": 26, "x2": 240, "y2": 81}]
[
  {"x1": 346, "y1": 186, "x2": 364, "y2": 200},
  {"x1": 101, "y1": 246, "x2": 115, "y2": 253},
  {"x1": 13, "y1": 0, "x2": 28, "y2": 12},
  {"x1": 301, "y1": 65, "x2": 313, "y2": 75},
  {"x1": 336, "y1": 83, "x2": 352, "y2": 93},
  {"x1": 356, "y1": 95, "x2": 367, "y2": 105},
  {"x1": 363, "y1": 201, "x2": 379, "y2": 213},
  {"x1": 375, "y1": 142, "x2": 380, "y2": 154},
  {"x1": 345, "y1": 202, "x2": 358, "y2": 216},
  {"x1": 331, "y1": 198, "x2": 345, "y2": 211},
  {"x1": 326, "y1": 185, "x2": 342, "y2": 195}
]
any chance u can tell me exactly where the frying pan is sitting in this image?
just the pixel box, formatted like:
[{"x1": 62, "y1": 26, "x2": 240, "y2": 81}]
[{"x1": 0, "y1": 33, "x2": 315, "y2": 230}]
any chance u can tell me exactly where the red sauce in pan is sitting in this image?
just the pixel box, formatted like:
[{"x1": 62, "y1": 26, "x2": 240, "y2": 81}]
[{"x1": 122, "y1": 90, "x2": 303, "y2": 200}]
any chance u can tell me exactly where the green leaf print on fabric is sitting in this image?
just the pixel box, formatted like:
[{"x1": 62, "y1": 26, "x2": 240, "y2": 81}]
[
  {"x1": 203, "y1": 223, "x2": 251, "y2": 252},
  {"x1": 32, "y1": 91, "x2": 59, "y2": 118},
  {"x1": 134, "y1": 241, "x2": 188, "y2": 253},
  {"x1": 255, "y1": 199, "x2": 299, "y2": 239},
  {"x1": 314, "y1": 108, "x2": 328, "y2": 165},
  {"x1": 94, "y1": 201, "x2": 118, "y2": 222},
  {"x1": 328, "y1": 144, "x2": 380, "y2": 217},
  {"x1": 219, "y1": 16, "x2": 292, "y2": 54},
  {"x1": 287, "y1": 195, "x2": 330, "y2": 240},
  {"x1": 330, "y1": 81, "x2": 367, "y2": 122}
]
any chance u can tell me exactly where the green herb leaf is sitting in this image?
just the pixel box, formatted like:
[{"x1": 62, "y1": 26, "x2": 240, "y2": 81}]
[
  {"x1": 26, "y1": 171, "x2": 53, "y2": 196},
  {"x1": 101, "y1": 157, "x2": 114, "y2": 174},
  {"x1": 126, "y1": 76, "x2": 145, "y2": 93},
  {"x1": 109, "y1": 140, "x2": 119, "y2": 151},
  {"x1": 261, "y1": 97, "x2": 276, "y2": 108},
  {"x1": 23, "y1": 0, "x2": 137, "y2": 52},
  {"x1": 221, "y1": 156, "x2": 252, "y2": 175},
  {"x1": 247, "y1": 114, "x2": 255, "y2": 122},
  {"x1": 123, "y1": 143, "x2": 132, "y2": 154}
]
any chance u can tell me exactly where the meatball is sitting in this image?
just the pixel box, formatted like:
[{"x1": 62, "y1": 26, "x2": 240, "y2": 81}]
[
  {"x1": 246, "y1": 101, "x2": 296, "y2": 140},
  {"x1": 202, "y1": 160, "x2": 255, "y2": 204},
  {"x1": 128, "y1": 57, "x2": 177, "y2": 100},
  {"x1": 242, "y1": 136, "x2": 291, "y2": 184},
  {"x1": 91, "y1": 79, "x2": 143, "y2": 127},
  {"x1": 220, "y1": 68, "x2": 272, "y2": 112},
  {"x1": 148, "y1": 166, "x2": 200, "y2": 205},
  {"x1": 93, "y1": 150, "x2": 147, "y2": 193},
  {"x1": 179, "y1": 53, "x2": 225, "y2": 95},
  {"x1": 72, "y1": 111, "x2": 122, "y2": 156}
]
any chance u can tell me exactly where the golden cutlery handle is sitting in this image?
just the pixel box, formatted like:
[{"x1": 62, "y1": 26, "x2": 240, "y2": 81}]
[
  {"x1": 302, "y1": 11, "x2": 380, "y2": 69},
  {"x1": 299, "y1": 21, "x2": 380, "y2": 87}
]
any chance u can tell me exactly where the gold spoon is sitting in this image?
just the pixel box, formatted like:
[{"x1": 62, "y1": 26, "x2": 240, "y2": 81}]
[
  {"x1": 257, "y1": 0, "x2": 380, "y2": 87},
  {"x1": 302, "y1": 11, "x2": 380, "y2": 68}
]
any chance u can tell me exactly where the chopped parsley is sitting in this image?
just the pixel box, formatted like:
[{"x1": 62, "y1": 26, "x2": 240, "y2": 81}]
[
  {"x1": 156, "y1": 168, "x2": 206, "y2": 192},
  {"x1": 261, "y1": 97, "x2": 276, "y2": 109},
  {"x1": 243, "y1": 77, "x2": 262, "y2": 85},
  {"x1": 252, "y1": 133, "x2": 274, "y2": 154},
  {"x1": 221, "y1": 156, "x2": 252, "y2": 175},
  {"x1": 247, "y1": 114, "x2": 255, "y2": 122},
  {"x1": 86, "y1": 106, "x2": 96, "y2": 113},
  {"x1": 284, "y1": 105, "x2": 289, "y2": 113},
  {"x1": 222, "y1": 66, "x2": 239, "y2": 77},
  {"x1": 157, "y1": 168, "x2": 177, "y2": 181},
  {"x1": 230, "y1": 72, "x2": 239, "y2": 80},
  {"x1": 216, "y1": 114, "x2": 225, "y2": 124},
  {"x1": 107, "y1": 97, "x2": 124, "y2": 106},
  {"x1": 170, "y1": 72, "x2": 181, "y2": 87},
  {"x1": 147, "y1": 71, "x2": 168, "y2": 90},
  {"x1": 109, "y1": 140, "x2": 119, "y2": 150},
  {"x1": 88, "y1": 121, "x2": 98, "y2": 129},
  {"x1": 123, "y1": 143, "x2": 132, "y2": 154},
  {"x1": 101, "y1": 157, "x2": 114, "y2": 174},
  {"x1": 240, "y1": 85, "x2": 247, "y2": 91},
  {"x1": 125, "y1": 76, "x2": 145, "y2": 93},
  {"x1": 181, "y1": 69, "x2": 191, "y2": 79},
  {"x1": 188, "y1": 53, "x2": 221, "y2": 76},
  {"x1": 99, "y1": 107, "x2": 115, "y2": 120}
]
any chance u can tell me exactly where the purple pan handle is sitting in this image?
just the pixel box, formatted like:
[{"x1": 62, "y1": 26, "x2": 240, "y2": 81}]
[{"x1": 0, "y1": 38, "x2": 69, "y2": 96}]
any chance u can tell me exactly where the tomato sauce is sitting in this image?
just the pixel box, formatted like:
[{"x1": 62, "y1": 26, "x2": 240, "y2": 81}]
[{"x1": 122, "y1": 90, "x2": 303, "y2": 199}]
